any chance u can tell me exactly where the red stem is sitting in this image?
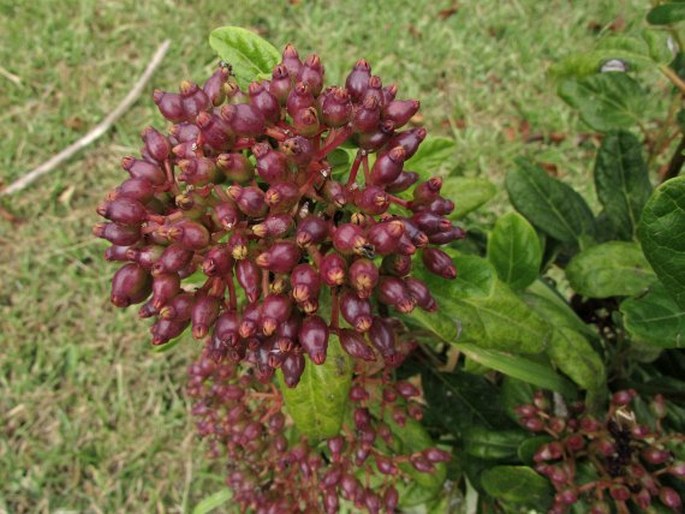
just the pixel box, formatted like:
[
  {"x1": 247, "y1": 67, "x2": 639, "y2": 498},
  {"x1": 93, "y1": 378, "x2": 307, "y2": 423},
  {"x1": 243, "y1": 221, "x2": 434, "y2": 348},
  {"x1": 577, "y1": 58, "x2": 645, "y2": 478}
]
[
  {"x1": 345, "y1": 150, "x2": 364, "y2": 188},
  {"x1": 316, "y1": 125, "x2": 353, "y2": 159}
]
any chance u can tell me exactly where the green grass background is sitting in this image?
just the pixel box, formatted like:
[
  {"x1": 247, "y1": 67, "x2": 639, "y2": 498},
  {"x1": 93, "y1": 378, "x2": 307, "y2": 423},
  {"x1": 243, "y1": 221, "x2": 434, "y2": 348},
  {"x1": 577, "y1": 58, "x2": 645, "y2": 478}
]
[{"x1": 0, "y1": 1, "x2": 648, "y2": 512}]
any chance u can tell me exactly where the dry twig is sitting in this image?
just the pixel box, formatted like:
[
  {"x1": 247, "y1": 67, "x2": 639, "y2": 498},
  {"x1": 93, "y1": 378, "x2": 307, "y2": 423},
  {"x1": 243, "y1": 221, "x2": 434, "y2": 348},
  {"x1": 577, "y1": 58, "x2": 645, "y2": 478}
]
[{"x1": 1, "y1": 40, "x2": 171, "y2": 197}]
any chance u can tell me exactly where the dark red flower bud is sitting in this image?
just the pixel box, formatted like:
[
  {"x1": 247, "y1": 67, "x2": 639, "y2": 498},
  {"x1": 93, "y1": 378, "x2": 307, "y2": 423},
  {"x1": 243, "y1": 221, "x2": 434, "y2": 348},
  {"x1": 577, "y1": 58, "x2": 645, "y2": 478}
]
[
  {"x1": 422, "y1": 247, "x2": 457, "y2": 279},
  {"x1": 356, "y1": 118, "x2": 395, "y2": 151},
  {"x1": 368, "y1": 317, "x2": 398, "y2": 363},
  {"x1": 151, "y1": 272, "x2": 181, "y2": 310},
  {"x1": 296, "y1": 216, "x2": 329, "y2": 247},
  {"x1": 348, "y1": 258, "x2": 379, "y2": 299},
  {"x1": 384, "y1": 486, "x2": 399, "y2": 511},
  {"x1": 256, "y1": 241, "x2": 301, "y2": 273},
  {"x1": 366, "y1": 220, "x2": 404, "y2": 255},
  {"x1": 97, "y1": 197, "x2": 147, "y2": 225},
  {"x1": 141, "y1": 126, "x2": 171, "y2": 162},
  {"x1": 642, "y1": 448, "x2": 671, "y2": 465},
  {"x1": 191, "y1": 294, "x2": 221, "y2": 339},
  {"x1": 345, "y1": 59, "x2": 371, "y2": 102},
  {"x1": 355, "y1": 185, "x2": 389, "y2": 216},
  {"x1": 380, "y1": 253, "x2": 412, "y2": 277},
  {"x1": 412, "y1": 211, "x2": 452, "y2": 236},
  {"x1": 269, "y1": 64, "x2": 292, "y2": 103},
  {"x1": 110, "y1": 263, "x2": 152, "y2": 307},
  {"x1": 151, "y1": 317, "x2": 189, "y2": 345},
  {"x1": 179, "y1": 80, "x2": 210, "y2": 119},
  {"x1": 115, "y1": 177, "x2": 155, "y2": 203},
  {"x1": 261, "y1": 294, "x2": 293, "y2": 336},
  {"x1": 564, "y1": 434, "x2": 585, "y2": 452},
  {"x1": 299, "y1": 315, "x2": 329, "y2": 364},
  {"x1": 297, "y1": 54, "x2": 325, "y2": 95},
  {"x1": 369, "y1": 145, "x2": 406, "y2": 186},
  {"x1": 404, "y1": 277, "x2": 437, "y2": 311},
  {"x1": 409, "y1": 453, "x2": 435, "y2": 473},
  {"x1": 424, "y1": 448, "x2": 451, "y2": 463},
  {"x1": 178, "y1": 156, "x2": 219, "y2": 186},
  {"x1": 280, "y1": 136, "x2": 314, "y2": 167},
  {"x1": 290, "y1": 263, "x2": 321, "y2": 304},
  {"x1": 610, "y1": 485, "x2": 631, "y2": 502},
  {"x1": 292, "y1": 106, "x2": 320, "y2": 137},
  {"x1": 252, "y1": 142, "x2": 289, "y2": 184},
  {"x1": 152, "y1": 244, "x2": 194, "y2": 275},
  {"x1": 339, "y1": 329, "x2": 375, "y2": 361},
  {"x1": 239, "y1": 302, "x2": 262, "y2": 339},
  {"x1": 167, "y1": 220, "x2": 211, "y2": 250},
  {"x1": 121, "y1": 156, "x2": 167, "y2": 186},
  {"x1": 219, "y1": 103, "x2": 265, "y2": 138},
  {"x1": 286, "y1": 82, "x2": 315, "y2": 118},
  {"x1": 264, "y1": 182, "x2": 300, "y2": 213},
  {"x1": 248, "y1": 81, "x2": 281, "y2": 123},
  {"x1": 281, "y1": 43, "x2": 303, "y2": 78},
  {"x1": 170, "y1": 122, "x2": 199, "y2": 143},
  {"x1": 428, "y1": 226, "x2": 466, "y2": 245},
  {"x1": 159, "y1": 292, "x2": 194, "y2": 321},
  {"x1": 236, "y1": 259, "x2": 261, "y2": 303},
  {"x1": 252, "y1": 213, "x2": 294, "y2": 239},
  {"x1": 340, "y1": 290, "x2": 373, "y2": 332},
  {"x1": 319, "y1": 251, "x2": 347, "y2": 286},
  {"x1": 216, "y1": 153, "x2": 254, "y2": 184},
  {"x1": 363, "y1": 75, "x2": 383, "y2": 105},
  {"x1": 322, "y1": 179, "x2": 347, "y2": 207},
  {"x1": 534, "y1": 442, "x2": 564, "y2": 462},
  {"x1": 352, "y1": 95, "x2": 381, "y2": 133},
  {"x1": 383, "y1": 99, "x2": 420, "y2": 127},
  {"x1": 171, "y1": 141, "x2": 200, "y2": 160},
  {"x1": 378, "y1": 276, "x2": 415, "y2": 313},
  {"x1": 213, "y1": 310, "x2": 240, "y2": 345},
  {"x1": 203, "y1": 66, "x2": 230, "y2": 106},
  {"x1": 555, "y1": 490, "x2": 578, "y2": 506},
  {"x1": 332, "y1": 223, "x2": 370, "y2": 256},
  {"x1": 281, "y1": 352, "x2": 304, "y2": 387},
  {"x1": 319, "y1": 87, "x2": 352, "y2": 128},
  {"x1": 195, "y1": 112, "x2": 234, "y2": 151},
  {"x1": 228, "y1": 185, "x2": 268, "y2": 218},
  {"x1": 104, "y1": 244, "x2": 133, "y2": 262},
  {"x1": 383, "y1": 127, "x2": 427, "y2": 159},
  {"x1": 611, "y1": 389, "x2": 636, "y2": 407},
  {"x1": 153, "y1": 89, "x2": 185, "y2": 122},
  {"x1": 93, "y1": 222, "x2": 141, "y2": 246}
]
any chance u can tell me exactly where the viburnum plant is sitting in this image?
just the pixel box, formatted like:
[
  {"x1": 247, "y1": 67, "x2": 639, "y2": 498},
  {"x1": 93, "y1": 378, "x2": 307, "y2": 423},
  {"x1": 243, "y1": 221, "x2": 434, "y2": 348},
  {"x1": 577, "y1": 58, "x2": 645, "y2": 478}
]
[{"x1": 94, "y1": 14, "x2": 685, "y2": 513}]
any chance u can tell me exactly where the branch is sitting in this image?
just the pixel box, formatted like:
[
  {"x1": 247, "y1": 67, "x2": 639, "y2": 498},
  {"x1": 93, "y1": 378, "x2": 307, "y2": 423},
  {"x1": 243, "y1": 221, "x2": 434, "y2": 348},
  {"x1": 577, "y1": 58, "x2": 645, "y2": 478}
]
[{"x1": 1, "y1": 39, "x2": 171, "y2": 197}]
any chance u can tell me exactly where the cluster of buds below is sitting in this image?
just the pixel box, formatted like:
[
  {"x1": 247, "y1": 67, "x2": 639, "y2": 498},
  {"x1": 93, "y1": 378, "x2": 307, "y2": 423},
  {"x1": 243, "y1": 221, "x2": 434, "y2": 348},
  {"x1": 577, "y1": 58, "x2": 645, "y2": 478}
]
[
  {"x1": 94, "y1": 43, "x2": 463, "y2": 387},
  {"x1": 517, "y1": 390, "x2": 685, "y2": 513},
  {"x1": 187, "y1": 347, "x2": 450, "y2": 514}
]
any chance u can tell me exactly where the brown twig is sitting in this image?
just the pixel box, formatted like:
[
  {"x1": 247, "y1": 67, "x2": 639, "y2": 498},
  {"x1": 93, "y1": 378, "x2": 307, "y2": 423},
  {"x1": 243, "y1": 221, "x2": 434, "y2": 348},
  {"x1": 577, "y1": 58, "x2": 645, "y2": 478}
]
[
  {"x1": 660, "y1": 133, "x2": 685, "y2": 183},
  {"x1": 1, "y1": 39, "x2": 171, "y2": 197}
]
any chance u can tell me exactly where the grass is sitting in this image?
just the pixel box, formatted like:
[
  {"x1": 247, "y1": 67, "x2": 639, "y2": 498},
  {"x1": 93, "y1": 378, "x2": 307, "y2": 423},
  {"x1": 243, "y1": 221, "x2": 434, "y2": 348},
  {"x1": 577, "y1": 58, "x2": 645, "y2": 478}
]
[{"x1": 0, "y1": 0, "x2": 651, "y2": 512}]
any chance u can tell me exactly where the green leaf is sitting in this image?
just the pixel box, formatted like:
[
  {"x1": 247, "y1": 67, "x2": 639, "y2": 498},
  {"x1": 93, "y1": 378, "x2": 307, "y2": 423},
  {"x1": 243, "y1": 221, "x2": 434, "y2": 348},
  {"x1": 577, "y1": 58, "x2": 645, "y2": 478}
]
[
  {"x1": 522, "y1": 280, "x2": 597, "y2": 340},
  {"x1": 208, "y1": 26, "x2": 280, "y2": 89},
  {"x1": 558, "y1": 74, "x2": 646, "y2": 132},
  {"x1": 639, "y1": 176, "x2": 685, "y2": 309},
  {"x1": 648, "y1": 3, "x2": 685, "y2": 25},
  {"x1": 621, "y1": 282, "x2": 685, "y2": 348},
  {"x1": 506, "y1": 159, "x2": 595, "y2": 246},
  {"x1": 546, "y1": 327, "x2": 606, "y2": 392},
  {"x1": 191, "y1": 489, "x2": 232, "y2": 514},
  {"x1": 441, "y1": 177, "x2": 497, "y2": 219},
  {"x1": 594, "y1": 131, "x2": 652, "y2": 239},
  {"x1": 421, "y1": 368, "x2": 514, "y2": 437},
  {"x1": 565, "y1": 241, "x2": 655, "y2": 298},
  {"x1": 404, "y1": 136, "x2": 456, "y2": 176},
  {"x1": 277, "y1": 335, "x2": 352, "y2": 441},
  {"x1": 487, "y1": 212, "x2": 542, "y2": 290},
  {"x1": 481, "y1": 466, "x2": 553, "y2": 508},
  {"x1": 457, "y1": 343, "x2": 577, "y2": 398},
  {"x1": 642, "y1": 29, "x2": 674, "y2": 64},
  {"x1": 463, "y1": 427, "x2": 529, "y2": 460},
  {"x1": 551, "y1": 39, "x2": 656, "y2": 78}
]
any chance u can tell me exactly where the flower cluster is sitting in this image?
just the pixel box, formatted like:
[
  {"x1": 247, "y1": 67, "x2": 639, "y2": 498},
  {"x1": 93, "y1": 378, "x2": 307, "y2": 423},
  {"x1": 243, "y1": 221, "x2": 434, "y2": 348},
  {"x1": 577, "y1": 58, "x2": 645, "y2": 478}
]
[
  {"x1": 188, "y1": 341, "x2": 449, "y2": 514},
  {"x1": 518, "y1": 390, "x2": 685, "y2": 513},
  {"x1": 94, "y1": 44, "x2": 461, "y2": 383}
]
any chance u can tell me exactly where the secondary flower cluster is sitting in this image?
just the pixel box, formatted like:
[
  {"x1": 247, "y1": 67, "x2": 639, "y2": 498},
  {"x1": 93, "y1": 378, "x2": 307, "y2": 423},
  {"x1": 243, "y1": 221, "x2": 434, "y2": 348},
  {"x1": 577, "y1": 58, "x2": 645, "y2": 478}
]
[
  {"x1": 188, "y1": 343, "x2": 449, "y2": 514},
  {"x1": 94, "y1": 43, "x2": 462, "y2": 387},
  {"x1": 518, "y1": 390, "x2": 685, "y2": 513}
]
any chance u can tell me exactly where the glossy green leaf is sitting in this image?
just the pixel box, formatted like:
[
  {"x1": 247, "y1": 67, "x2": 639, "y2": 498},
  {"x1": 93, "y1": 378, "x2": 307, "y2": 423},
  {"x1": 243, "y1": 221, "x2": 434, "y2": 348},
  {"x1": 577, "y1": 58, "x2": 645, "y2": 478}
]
[
  {"x1": 404, "y1": 136, "x2": 456, "y2": 176},
  {"x1": 558, "y1": 74, "x2": 646, "y2": 132},
  {"x1": 522, "y1": 280, "x2": 597, "y2": 340},
  {"x1": 642, "y1": 29, "x2": 673, "y2": 64},
  {"x1": 421, "y1": 368, "x2": 513, "y2": 437},
  {"x1": 277, "y1": 335, "x2": 352, "y2": 441},
  {"x1": 192, "y1": 489, "x2": 233, "y2": 514},
  {"x1": 481, "y1": 466, "x2": 553, "y2": 507},
  {"x1": 594, "y1": 131, "x2": 652, "y2": 239},
  {"x1": 463, "y1": 427, "x2": 528, "y2": 460},
  {"x1": 506, "y1": 159, "x2": 595, "y2": 246},
  {"x1": 547, "y1": 327, "x2": 606, "y2": 392},
  {"x1": 621, "y1": 282, "x2": 685, "y2": 348},
  {"x1": 647, "y1": 3, "x2": 685, "y2": 25},
  {"x1": 565, "y1": 241, "x2": 655, "y2": 298},
  {"x1": 458, "y1": 344, "x2": 577, "y2": 398},
  {"x1": 441, "y1": 177, "x2": 497, "y2": 219},
  {"x1": 209, "y1": 26, "x2": 280, "y2": 89},
  {"x1": 639, "y1": 176, "x2": 685, "y2": 309},
  {"x1": 487, "y1": 212, "x2": 542, "y2": 290}
]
